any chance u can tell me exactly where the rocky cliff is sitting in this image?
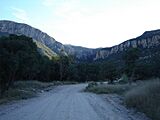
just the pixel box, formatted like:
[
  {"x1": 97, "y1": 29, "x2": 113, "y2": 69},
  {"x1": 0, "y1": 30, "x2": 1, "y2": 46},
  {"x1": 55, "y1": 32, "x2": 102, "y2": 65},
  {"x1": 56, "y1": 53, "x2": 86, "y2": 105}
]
[
  {"x1": 64, "y1": 45, "x2": 97, "y2": 61},
  {"x1": 95, "y1": 30, "x2": 160, "y2": 60},
  {"x1": 0, "y1": 20, "x2": 160, "y2": 61},
  {"x1": 0, "y1": 20, "x2": 64, "y2": 55}
]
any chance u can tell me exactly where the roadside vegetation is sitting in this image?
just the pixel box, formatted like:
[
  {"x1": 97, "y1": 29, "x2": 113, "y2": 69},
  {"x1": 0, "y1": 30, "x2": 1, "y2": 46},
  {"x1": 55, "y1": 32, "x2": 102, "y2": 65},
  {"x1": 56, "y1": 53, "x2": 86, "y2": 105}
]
[
  {"x1": 125, "y1": 79, "x2": 160, "y2": 120},
  {"x1": 85, "y1": 79, "x2": 160, "y2": 120},
  {"x1": 85, "y1": 82, "x2": 133, "y2": 94},
  {"x1": 0, "y1": 80, "x2": 54, "y2": 104}
]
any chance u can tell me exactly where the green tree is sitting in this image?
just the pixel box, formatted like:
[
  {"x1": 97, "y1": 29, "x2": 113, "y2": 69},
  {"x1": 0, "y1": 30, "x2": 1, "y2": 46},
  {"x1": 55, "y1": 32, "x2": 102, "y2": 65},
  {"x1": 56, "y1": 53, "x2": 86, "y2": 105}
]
[
  {"x1": 0, "y1": 35, "x2": 53, "y2": 95},
  {"x1": 123, "y1": 48, "x2": 139, "y2": 83},
  {"x1": 67, "y1": 64, "x2": 79, "y2": 81},
  {"x1": 58, "y1": 55, "x2": 72, "y2": 81},
  {"x1": 99, "y1": 61, "x2": 117, "y2": 83}
]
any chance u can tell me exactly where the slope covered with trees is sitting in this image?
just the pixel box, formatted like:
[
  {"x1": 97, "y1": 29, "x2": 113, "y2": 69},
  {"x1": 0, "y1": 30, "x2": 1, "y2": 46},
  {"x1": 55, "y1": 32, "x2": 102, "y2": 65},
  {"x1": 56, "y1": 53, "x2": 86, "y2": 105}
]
[{"x1": 0, "y1": 35, "x2": 60, "y2": 95}]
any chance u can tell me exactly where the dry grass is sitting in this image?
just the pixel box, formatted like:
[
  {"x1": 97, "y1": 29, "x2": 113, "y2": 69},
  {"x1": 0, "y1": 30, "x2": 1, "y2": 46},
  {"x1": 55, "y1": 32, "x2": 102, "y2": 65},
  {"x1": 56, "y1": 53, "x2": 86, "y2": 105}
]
[
  {"x1": 85, "y1": 82, "x2": 134, "y2": 94},
  {"x1": 124, "y1": 79, "x2": 160, "y2": 120},
  {"x1": 0, "y1": 80, "x2": 54, "y2": 104}
]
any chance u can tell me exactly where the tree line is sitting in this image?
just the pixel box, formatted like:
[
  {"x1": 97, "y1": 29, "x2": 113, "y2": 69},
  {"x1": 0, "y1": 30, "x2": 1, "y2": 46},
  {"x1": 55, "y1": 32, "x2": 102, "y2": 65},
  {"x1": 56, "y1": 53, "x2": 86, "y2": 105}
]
[{"x1": 0, "y1": 35, "x2": 160, "y2": 96}]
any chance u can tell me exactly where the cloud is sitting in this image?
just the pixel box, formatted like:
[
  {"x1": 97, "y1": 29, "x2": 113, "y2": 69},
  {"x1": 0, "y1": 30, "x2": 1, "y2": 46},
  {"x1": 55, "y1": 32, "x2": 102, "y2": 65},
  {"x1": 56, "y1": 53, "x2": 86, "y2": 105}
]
[{"x1": 11, "y1": 7, "x2": 29, "y2": 22}]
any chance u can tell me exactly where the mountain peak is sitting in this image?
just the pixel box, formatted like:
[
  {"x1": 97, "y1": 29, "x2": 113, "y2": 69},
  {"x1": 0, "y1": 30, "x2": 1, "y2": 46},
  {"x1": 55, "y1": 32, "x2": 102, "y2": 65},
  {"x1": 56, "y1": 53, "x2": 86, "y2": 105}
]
[{"x1": 140, "y1": 29, "x2": 160, "y2": 38}]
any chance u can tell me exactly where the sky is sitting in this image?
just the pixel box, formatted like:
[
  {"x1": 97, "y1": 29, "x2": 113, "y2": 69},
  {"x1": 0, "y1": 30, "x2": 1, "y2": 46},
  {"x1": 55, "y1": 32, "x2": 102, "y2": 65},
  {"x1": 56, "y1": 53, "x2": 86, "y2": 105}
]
[{"x1": 1, "y1": 0, "x2": 160, "y2": 48}]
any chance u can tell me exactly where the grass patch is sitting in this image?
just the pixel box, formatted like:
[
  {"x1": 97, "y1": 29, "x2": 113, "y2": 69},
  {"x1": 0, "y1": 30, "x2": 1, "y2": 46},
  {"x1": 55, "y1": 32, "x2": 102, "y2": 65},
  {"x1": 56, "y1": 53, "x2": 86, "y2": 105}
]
[
  {"x1": 0, "y1": 80, "x2": 54, "y2": 104},
  {"x1": 124, "y1": 79, "x2": 160, "y2": 120},
  {"x1": 4, "y1": 89, "x2": 36, "y2": 100},
  {"x1": 13, "y1": 81, "x2": 54, "y2": 90},
  {"x1": 53, "y1": 81, "x2": 78, "y2": 85},
  {"x1": 85, "y1": 82, "x2": 134, "y2": 95}
]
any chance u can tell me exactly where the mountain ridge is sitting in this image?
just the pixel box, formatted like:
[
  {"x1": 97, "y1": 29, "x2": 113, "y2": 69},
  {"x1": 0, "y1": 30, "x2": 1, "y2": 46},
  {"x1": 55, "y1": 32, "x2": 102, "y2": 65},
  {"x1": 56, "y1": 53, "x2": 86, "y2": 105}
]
[{"x1": 0, "y1": 20, "x2": 160, "y2": 61}]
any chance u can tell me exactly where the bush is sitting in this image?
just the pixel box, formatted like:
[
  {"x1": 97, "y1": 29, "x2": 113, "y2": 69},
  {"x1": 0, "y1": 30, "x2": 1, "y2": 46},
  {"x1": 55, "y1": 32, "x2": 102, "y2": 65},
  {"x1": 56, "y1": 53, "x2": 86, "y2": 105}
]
[
  {"x1": 124, "y1": 79, "x2": 160, "y2": 120},
  {"x1": 5, "y1": 89, "x2": 36, "y2": 100}
]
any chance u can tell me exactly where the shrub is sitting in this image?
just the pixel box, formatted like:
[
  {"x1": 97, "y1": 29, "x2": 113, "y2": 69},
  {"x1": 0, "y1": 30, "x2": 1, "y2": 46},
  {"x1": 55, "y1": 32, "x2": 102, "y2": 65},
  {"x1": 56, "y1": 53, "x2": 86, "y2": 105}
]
[
  {"x1": 124, "y1": 79, "x2": 160, "y2": 120},
  {"x1": 86, "y1": 83, "x2": 133, "y2": 94},
  {"x1": 118, "y1": 74, "x2": 129, "y2": 84},
  {"x1": 13, "y1": 81, "x2": 53, "y2": 90},
  {"x1": 5, "y1": 89, "x2": 36, "y2": 100},
  {"x1": 0, "y1": 80, "x2": 54, "y2": 104},
  {"x1": 85, "y1": 82, "x2": 98, "y2": 90}
]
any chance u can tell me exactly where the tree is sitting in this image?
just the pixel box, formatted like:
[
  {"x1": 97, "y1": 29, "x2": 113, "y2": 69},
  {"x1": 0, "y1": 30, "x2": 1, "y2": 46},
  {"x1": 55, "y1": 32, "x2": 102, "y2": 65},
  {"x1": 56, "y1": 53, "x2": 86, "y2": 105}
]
[
  {"x1": 85, "y1": 63, "x2": 100, "y2": 81},
  {"x1": 76, "y1": 63, "x2": 88, "y2": 82},
  {"x1": 99, "y1": 61, "x2": 117, "y2": 83},
  {"x1": 123, "y1": 48, "x2": 139, "y2": 82},
  {"x1": 67, "y1": 64, "x2": 79, "y2": 81},
  {"x1": 58, "y1": 55, "x2": 72, "y2": 81},
  {"x1": 0, "y1": 35, "x2": 53, "y2": 95}
]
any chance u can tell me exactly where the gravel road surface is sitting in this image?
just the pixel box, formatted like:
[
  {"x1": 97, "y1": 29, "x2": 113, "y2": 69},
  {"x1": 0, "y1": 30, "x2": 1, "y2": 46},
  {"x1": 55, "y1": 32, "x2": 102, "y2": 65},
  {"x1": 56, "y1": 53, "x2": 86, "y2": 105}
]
[{"x1": 0, "y1": 84, "x2": 149, "y2": 120}]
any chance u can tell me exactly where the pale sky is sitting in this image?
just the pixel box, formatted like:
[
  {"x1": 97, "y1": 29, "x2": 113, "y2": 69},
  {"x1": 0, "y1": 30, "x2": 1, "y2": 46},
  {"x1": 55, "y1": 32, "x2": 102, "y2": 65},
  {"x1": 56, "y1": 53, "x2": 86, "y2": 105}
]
[{"x1": 1, "y1": 0, "x2": 160, "y2": 48}]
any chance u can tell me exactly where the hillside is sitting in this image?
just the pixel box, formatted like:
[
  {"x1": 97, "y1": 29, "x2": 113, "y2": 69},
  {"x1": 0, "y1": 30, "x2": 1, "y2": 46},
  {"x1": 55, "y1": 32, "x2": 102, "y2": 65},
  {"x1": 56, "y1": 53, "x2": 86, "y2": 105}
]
[
  {"x1": 0, "y1": 20, "x2": 64, "y2": 56},
  {"x1": 33, "y1": 40, "x2": 58, "y2": 59}
]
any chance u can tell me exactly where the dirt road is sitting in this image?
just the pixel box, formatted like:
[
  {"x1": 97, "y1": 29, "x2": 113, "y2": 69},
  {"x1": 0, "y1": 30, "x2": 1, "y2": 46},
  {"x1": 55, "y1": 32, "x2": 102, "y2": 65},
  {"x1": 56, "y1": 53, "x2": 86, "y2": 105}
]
[{"x1": 0, "y1": 84, "x2": 149, "y2": 120}]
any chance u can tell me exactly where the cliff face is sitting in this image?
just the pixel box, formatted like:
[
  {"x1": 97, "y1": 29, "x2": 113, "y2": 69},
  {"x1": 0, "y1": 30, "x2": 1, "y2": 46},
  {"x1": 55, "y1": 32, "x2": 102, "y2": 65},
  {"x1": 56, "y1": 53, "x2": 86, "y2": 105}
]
[
  {"x1": 0, "y1": 20, "x2": 64, "y2": 55},
  {"x1": 0, "y1": 20, "x2": 97, "y2": 60},
  {"x1": 64, "y1": 45, "x2": 97, "y2": 61},
  {"x1": 95, "y1": 30, "x2": 160, "y2": 60},
  {"x1": 0, "y1": 20, "x2": 160, "y2": 61},
  {"x1": 0, "y1": 20, "x2": 95, "y2": 60}
]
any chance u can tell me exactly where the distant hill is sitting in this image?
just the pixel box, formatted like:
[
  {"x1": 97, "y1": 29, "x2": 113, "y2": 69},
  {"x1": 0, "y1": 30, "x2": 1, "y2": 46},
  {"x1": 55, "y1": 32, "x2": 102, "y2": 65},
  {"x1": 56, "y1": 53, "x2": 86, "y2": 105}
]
[{"x1": 0, "y1": 20, "x2": 160, "y2": 61}]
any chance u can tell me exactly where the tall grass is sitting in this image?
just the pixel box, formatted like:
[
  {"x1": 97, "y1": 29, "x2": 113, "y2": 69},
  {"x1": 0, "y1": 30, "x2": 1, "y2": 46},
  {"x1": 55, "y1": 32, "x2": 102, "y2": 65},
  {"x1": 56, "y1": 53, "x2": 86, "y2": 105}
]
[{"x1": 124, "y1": 79, "x2": 160, "y2": 120}]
